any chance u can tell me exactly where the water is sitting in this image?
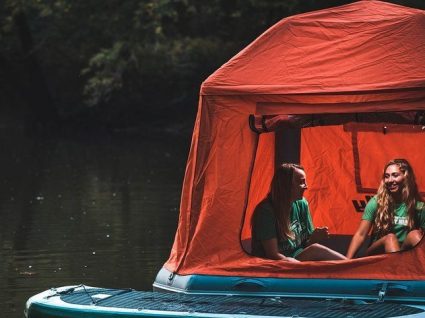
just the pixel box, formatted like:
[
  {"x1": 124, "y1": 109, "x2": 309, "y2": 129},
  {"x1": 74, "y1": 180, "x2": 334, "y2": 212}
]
[{"x1": 0, "y1": 127, "x2": 190, "y2": 316}]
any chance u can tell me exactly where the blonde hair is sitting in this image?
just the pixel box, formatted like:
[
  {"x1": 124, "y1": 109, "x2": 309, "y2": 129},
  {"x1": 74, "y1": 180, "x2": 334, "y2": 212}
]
[{"x1": 374, "y1": 159, "x2": 422, "y2": 238}]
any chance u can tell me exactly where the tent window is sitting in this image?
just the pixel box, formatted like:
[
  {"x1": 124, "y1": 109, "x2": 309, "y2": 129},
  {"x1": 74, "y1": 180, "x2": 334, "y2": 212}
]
[{"x1": 242, "y1": 118, "x2": 425, "y2": 258}]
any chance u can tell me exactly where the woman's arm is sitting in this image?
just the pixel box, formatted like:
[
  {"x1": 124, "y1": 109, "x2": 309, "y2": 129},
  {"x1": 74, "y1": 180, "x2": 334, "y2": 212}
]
[
  {"x1": 346, "y1": 220, "x2": 372, "y2": 259},
  {"x1": 261, "y1": 238, "x2": 299, "y2": 262}
]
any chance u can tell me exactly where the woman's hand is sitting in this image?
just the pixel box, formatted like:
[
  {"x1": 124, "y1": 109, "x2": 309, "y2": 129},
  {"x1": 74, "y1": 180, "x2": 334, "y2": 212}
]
[{"x1": 309, "y1": 227, "x2": 329, "y2": 244}]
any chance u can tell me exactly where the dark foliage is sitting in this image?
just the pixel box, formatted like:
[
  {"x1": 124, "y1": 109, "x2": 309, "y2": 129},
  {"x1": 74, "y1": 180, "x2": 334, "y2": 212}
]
[{"x1": 0, "y1": 0, "x2": 424, "y2": 130}]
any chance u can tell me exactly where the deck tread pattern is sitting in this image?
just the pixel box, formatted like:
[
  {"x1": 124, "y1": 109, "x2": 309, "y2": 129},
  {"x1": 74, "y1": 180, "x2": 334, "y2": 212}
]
[{"x1": 59, "y1": 288, "x2": 424, "y2": 318}]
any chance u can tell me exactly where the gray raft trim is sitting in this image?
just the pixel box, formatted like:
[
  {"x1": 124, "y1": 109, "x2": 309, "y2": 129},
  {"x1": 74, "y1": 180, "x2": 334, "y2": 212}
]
[{"x1": 55, "y1": 286, "x2": 425, "y2": 318}]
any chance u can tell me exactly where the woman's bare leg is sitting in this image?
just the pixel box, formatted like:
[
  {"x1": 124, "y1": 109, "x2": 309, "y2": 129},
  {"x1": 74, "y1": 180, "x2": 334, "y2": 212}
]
[
  {"x1": 401, "y1": 229, "x2": 423, "y2": 250},
  {"x1": 366, "y1": 233, "x2": 400, "y2": 256},
  {"x1": 296, "y1": 243, "x2": 347, "y2": 261}
]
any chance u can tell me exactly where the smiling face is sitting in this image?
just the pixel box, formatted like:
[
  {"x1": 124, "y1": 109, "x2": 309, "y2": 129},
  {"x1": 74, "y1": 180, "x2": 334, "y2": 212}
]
[
  {"x1": 291, "y1": 168, "x2": 308, "y2": 201},
  {"x1": 384, "y1": 164, "x2": 406, "y2": 195}
]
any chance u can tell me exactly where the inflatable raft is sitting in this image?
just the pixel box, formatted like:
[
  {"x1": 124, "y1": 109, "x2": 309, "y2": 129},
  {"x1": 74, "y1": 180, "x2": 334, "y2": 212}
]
[{"x1": 25, "y1": 285, "x2": 425, "y2": 318}]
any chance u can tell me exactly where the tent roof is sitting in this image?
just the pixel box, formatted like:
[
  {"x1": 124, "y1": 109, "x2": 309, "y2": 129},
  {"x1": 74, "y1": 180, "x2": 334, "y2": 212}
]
[{"x1": 202, "y1": 0, "x2": 425, "y2": 95}]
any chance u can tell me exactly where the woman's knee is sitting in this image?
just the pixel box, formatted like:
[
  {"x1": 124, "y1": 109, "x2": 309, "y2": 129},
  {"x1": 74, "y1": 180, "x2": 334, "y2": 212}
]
[
  {"x1": 308, "y1": 243, "x2": 322, "y2": 249},
  {"x1": 383, "y1": 233, "x2": 397, "y2": 242},
  {"x1": 405, "y1": 229, "x2": 423, "y2": 246},
  {"x1": 307, "y1": 243, "x2": 332, "y2": 253},
  {"x1": 407, "y1": 229, "x2": 423, "y2": 240},
  {"x1": 305, "y1": 243, "x2": 346, "y2": 260},
  {"x1": 383, "y1": 233, "x2": 399, "y2": 251}
]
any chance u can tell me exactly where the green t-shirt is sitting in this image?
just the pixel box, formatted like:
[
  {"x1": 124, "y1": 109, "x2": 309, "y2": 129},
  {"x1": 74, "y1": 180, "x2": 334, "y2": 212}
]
[
  {"x1": 251, "y1": 198, "x2": 314, "y2": 258},
  {"x1": 362, "y1": 196, "x2": 425, "y2": 243}
]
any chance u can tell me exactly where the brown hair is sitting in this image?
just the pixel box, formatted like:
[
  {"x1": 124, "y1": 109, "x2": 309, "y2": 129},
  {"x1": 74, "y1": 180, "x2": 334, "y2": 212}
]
[
  {"x1": 374, "y1": 159, "x2": 422, "y2": 238},
  {"x1": 267, "y1": 163, "x2": 304, "y2": 240}
]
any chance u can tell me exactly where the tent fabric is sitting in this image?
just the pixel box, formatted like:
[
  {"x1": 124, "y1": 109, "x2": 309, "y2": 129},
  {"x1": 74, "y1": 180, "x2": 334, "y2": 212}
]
[
  {"x1": 201, "y1": 0, "x2": 425, "y2": 96},
  {"x1": 164, "y1": 0, "x2": 425, "y2": 281}
]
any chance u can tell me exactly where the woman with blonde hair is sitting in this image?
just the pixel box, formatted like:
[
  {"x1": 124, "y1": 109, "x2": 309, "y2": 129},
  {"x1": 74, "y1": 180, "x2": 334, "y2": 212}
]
[
  {"x1": 347, "y1": 159, "x2": 425, "y2": 258},
  {"x1": 251, "y1": 163, "x2": 347, "y2": 262}
]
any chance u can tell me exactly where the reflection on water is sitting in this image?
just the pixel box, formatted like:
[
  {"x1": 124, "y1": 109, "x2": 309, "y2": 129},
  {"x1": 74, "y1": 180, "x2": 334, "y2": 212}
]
[{"x1": 0, "y1": 128, "x2": 189, "y2": 316}]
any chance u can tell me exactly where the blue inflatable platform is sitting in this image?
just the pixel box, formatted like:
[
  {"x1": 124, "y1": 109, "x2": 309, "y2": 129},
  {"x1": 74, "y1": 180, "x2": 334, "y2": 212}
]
[{"x1": 25, "y1": 285, "x2": 425, "y2": 318}]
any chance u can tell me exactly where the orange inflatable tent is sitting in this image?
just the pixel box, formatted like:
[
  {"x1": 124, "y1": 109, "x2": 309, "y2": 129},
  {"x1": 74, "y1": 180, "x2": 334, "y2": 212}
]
[{"x1": 156, "y1": 0, "x2": 425, "y2": 291}]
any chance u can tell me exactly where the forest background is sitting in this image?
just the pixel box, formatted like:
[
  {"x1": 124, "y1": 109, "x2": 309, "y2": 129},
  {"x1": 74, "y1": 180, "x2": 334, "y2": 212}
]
[{"x1": 2, "y1": 0, "x2": 425, "y2": 133}]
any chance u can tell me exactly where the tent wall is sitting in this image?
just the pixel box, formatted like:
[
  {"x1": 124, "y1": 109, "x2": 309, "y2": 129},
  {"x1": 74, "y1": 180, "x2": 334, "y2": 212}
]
[
  {"x1": 165, "y1": 96, "x2": 425, "y2": 281},
  {"x1": 166, "y1": 96, "x2": 259, "y2": 273}
]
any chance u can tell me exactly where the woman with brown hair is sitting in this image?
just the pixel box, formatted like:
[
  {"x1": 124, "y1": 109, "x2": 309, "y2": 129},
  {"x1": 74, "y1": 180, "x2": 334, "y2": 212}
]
[
  {"x1": 251, "y1": 163, "x2": 347, "y2": 262},
  {"x1": 346, "y1": 159, "x2": 425, "y2": 259}
]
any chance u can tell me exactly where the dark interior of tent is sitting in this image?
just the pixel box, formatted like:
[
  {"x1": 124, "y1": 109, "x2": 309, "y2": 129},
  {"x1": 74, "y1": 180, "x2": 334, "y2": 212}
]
[{"x1": 241, "y1": 110, "x2": 425, "y2": 259}]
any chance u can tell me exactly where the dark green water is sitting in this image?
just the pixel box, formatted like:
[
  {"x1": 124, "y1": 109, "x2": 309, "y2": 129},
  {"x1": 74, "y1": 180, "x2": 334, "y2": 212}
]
[{"x1": 0, "y1": 127, "x2": 189, "y2": 317}]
